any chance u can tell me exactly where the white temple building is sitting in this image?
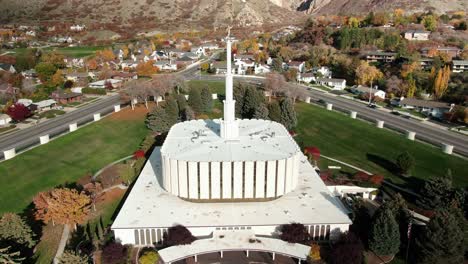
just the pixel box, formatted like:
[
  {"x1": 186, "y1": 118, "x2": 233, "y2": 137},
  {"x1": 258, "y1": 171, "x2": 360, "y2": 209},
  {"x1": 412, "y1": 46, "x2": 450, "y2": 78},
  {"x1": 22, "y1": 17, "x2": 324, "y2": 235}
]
[{"x1": 112, "y1": 31, "x2": 351, "y2": 263}]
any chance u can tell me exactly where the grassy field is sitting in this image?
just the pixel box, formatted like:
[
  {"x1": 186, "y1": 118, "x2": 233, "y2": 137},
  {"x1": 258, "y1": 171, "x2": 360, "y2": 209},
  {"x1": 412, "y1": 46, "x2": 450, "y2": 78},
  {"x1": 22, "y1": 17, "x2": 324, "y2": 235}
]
[
  {"x1": 0, "y1": 106, "x2": 149, "y2": 214},
  {"x1": 3, "y1": 45, "x2": 108, "y2": 58},
  {"x1": 295, "y1": 102, "x2": 467, "y2": 187}
]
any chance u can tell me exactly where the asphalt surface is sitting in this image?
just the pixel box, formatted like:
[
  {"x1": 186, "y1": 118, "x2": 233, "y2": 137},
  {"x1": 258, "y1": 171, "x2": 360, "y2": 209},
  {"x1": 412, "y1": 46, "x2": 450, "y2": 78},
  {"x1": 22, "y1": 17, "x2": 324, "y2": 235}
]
[
  {"x1": 1, "y1": 60, "x2": 467, "y2": 159},
  {"x1": 0, "y1": 94, "x2": 120, "y2": 159},
  {"x1": 180, "y1": 68, "x2": 468, "y2": 157}
]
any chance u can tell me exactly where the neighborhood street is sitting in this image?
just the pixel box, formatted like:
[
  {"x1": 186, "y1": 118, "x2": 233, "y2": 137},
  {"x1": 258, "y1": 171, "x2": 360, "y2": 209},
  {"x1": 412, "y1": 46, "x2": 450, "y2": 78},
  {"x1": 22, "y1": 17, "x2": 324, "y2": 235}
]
[
  {"x1": 1, "y1": 65, "x2": 467, "y2": 160},
  {"x1": 0, "y1": 94, "x2": 120, "y2": 159}
]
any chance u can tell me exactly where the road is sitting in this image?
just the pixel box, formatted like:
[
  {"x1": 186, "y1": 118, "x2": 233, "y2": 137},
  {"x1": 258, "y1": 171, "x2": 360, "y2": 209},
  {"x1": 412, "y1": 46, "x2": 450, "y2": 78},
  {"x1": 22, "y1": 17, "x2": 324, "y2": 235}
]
[
  {"x1": 0, "y1": 95, "x2": 120, "y2": 159},
  {"x1": 1, "y1": 55, "x2": 467, "y2": 159},
  {"x1": 178, "y1": 69, "x2": 468, "y2": 157}
]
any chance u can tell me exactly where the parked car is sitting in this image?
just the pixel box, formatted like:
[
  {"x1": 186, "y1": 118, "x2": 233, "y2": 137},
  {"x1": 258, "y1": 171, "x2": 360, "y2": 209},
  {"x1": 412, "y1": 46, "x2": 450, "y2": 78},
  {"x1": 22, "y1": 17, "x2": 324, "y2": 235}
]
[{"x1": 367, "y1": 103, "x2": 377, "y2": 109}]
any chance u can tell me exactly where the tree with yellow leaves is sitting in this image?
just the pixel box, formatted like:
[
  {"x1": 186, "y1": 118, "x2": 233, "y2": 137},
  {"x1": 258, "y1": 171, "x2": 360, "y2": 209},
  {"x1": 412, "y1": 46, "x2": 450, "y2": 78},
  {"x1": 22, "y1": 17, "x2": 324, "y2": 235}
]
[
  {"x1": 355, "y1": 61, "x2": 383, "y2": 88},
  {"x1": 433, "y1": 65, "x2": 451, "y2": 99},
  {"x1": 122, "y1": 46, "x2": 129, "y2": 59},
  {"x1": 309, "y1": 243, "x2": 321, "y2": 262},
  {"x1": 33, "y1": 188, "x2": 91, "y2": 229},
  {"x1": 406, "y1": 78, "x2": 416, "y2": 98},
  {"x1": 96, "y1": 49, "x2": 115, "y2": 62},
  {"x1": 136, "y1": 60, "x2": 158, "y2": 77},
  {"x1": 50, "y1": 69, "x2": 64, "y2": 87},
  {"x1": 347, "y1": 17, "x2": 360, "y2": 28}
]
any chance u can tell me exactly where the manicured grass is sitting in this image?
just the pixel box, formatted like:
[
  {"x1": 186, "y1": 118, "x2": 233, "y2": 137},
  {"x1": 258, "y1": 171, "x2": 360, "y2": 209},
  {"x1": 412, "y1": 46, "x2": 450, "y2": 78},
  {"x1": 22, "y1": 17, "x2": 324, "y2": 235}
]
[
  {"x1": 187, "y1": 80, "x2": 225, "y2": 95},
  {"x1": 4, "y1": 45, "x2": 108, "y2": 58},
  {"x1": 38, "y1": 110, "x2": 66, "y2": 119},
  {"x1": 33, "y1": 224, "x2": 63, "y2": 264},
  {"x1": 295, "y1": 102, "x2": 468, "y2": 187},
  {"x1": 0, "y1": 107, "x2": 149, "y2": 214}
]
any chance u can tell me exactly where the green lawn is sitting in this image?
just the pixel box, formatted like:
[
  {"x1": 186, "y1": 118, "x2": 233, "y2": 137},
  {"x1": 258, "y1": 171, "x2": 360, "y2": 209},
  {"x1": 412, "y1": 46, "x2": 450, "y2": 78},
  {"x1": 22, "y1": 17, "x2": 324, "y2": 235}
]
[
  {"x1": 0, "y1": 110, "x2": 148, "y2": 214},
  {"x1": 187, "y1": 80, "x2": 226, "y2": 95},
  {"x1": 295, "y1": 102, "x2": 468, "y2": 187},
  {"x1": 3, "y1": 45, "x2": 108, "y2": 58},
  {"x1": 38, "y1": 110, "x2": 66, "y2": 119}
]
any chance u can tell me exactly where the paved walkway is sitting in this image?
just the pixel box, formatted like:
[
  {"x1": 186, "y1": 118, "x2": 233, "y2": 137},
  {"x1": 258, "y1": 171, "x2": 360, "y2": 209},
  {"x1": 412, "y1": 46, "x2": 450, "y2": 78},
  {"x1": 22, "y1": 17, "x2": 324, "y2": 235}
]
[
  {"x1": 92, "y1": 155, "x2": 133, "y2": 180},
  {"x1": 53, "y1": 224, "x2": 69, "y2": 264}
]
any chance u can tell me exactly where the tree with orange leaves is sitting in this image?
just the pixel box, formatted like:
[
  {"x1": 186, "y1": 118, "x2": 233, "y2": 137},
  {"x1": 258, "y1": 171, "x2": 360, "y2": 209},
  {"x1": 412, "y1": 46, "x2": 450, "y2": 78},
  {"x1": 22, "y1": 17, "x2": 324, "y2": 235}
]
[
  {"x1": 136, "y1": 60, "x2": 158, "y2": 77},
  {"x1": 87, "y1": 58, "x2": 98, "y2": 70},
  {"x1": 95, "y1": 49, "x2": 115, "y2": 62},
  {"x1": 33, "y1": 188, "x2": 91, "y2": 229},
  {"x1": 433, "y1": 65, "x2": 451, "y2": 99}
]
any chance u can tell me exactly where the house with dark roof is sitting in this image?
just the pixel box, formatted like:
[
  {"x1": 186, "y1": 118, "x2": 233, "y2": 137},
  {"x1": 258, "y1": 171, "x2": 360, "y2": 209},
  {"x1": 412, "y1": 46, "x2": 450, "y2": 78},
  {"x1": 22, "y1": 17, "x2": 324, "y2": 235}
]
[
  {"x1": 51, "y1": 90, "x2": 82, "y2": 105},
  {"x1": 0, "y1": 63, "x2": 16, "y2": 73},
  {"x1": 365, "y1": 51, "x2": 397, "y2": 63},
  {"x1": 452, "y1": 60, "x2": 468, "y2": 73},
  {"x1": 391, "y1": 97, "x2": 454, "y2": 118}
]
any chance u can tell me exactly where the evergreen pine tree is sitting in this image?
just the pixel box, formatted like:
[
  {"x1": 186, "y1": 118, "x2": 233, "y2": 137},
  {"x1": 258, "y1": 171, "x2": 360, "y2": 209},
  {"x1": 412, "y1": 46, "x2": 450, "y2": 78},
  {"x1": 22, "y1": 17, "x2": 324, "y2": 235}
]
[
  {"x1": 368, "y1": 207, "x2": 400, "y2": 256},
  {"x1": 253, "y1": 103, "x2": 269, "y2": 119},
  {"x1": 416, "y1": 170, "x2": 460, "y2": 210},
  {"x1": 146, "y1": 107, "x2": 172, "y2": 134},
  {"x1": 0, "y1": 213, "x2": 36, "y2": 248},
  {"x1": 200, "y1": 85, "x2": 213, "y2": 113},
  {"x1": 242, "y1": 87, "x2": 261, "y2": 118},
  {"x1": 181, "y1": 106, "x2": 195, "y2": 121},
  {"x1": 268, "y1": 101, "x2": 282, "y2": 123},
  {"x1": 59, "y1": 250, "x2": 89, "y2": 264},
  {"x1": 414, "y1": 209, "x2": 464, "y2": 264},
  {"x1": 176, "y1": 94, "x2": 187, "y2": 112},
  {"x1": 280, "y1": 98, "x2": 297, "y2": 130},
  {"x1": 188, "y1": 88, "x2": 202, "y2": 113},
  {"x1": 234, "y1": 83, "x2": 247, "y2": 118},
  {"x1": 395, "y1": 151, "x2": 415, "y2": 176},
  {"x1": 164, "y1": 96, "x2": 179, "y2": 123}
]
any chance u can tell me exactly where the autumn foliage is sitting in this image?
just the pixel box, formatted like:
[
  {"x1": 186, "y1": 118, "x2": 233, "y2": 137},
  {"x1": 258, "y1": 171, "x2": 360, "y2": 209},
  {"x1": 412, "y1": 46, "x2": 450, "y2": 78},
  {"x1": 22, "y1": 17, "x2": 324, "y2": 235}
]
[
  {"x1": 6, "y1": 103, "x2": 31, "y2": 122},
  {"x1": 33, "y1": 188, "x2": 91, "y2": 227},
  {"x1": 136, "y1": 60, "x2": 158, "y2": 77},
  {"x1": 134, "y1": 150, "x2": 146, "y2": 159}
]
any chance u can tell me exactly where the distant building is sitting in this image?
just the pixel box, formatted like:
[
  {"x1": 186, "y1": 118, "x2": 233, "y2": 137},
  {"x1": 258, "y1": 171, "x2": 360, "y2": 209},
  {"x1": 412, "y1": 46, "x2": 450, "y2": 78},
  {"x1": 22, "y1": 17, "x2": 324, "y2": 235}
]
[
  {"x1": 51, "y1": 90, "x2": 82, "y2": 105},
  {"x1": 391, "y1": 97, "x2": 453, "y2": 118},
  {"x1": 297, "y1": 72, "x2": 315, "y2": 83},
  {"x1": 0, "y1": 114, "x2": 11, "y2": 126},
  {"x1": 32, "y1": 99, "x2": 57, "y2": 112},
  {"x1": 89, "y1": 79, "x2": 122, "y2": 89},
  {"x1": 286, "y1": 61, "x2": 306, "y2": 73},
  {"x1": 316, "y1": 78, "x2": 346, "y2": 90},
  {"x1": 452, "y1": 60, "x2": 468, "y2": 73},
  {"x1": 351, "y1": 85, "x2": 386, "y2": 99},
  {"x1": 365, "y1": 51, "x2": 397, "y2": 63},
  {"x1": 404, "y1": 30, "x2": 430, "y2": 41},
  {"x1": 0, "y1": 63, "x2": 16, "y2": 73},
  {"x1": 211, "y1": 61, "x2": 228, "y2": 74},
  {"x1": 421, "y1": 46, "x2": 461, "y2": 58}
]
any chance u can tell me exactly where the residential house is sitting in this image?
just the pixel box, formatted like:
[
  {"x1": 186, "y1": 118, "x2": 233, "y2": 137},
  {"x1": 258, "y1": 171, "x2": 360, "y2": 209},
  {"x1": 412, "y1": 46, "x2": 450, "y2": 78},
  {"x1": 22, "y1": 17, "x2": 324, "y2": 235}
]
[
  {"x1": 201, "y1": 42, "x2": 219, "y2": 50},
  {"x1": 211, "y1": 61, "x2": 228, "y2": 74},
  {"x1": 153, "y1": 61, "x2": 177, "y2": 71},
  {"x1": 254, "y1": 64, "x2": 271, "y2": 75},
  {"x1": 0, "y1": 83, "x2": 19, "y2": 98},
  {"x1": 70, "y1": 25, "x2": 86, "y2": 31},
  {"x1": 166, "y1": 48, "x2": 185, "y2": 59},
  {"x1": 111, "y1": 72, "x2": 138, "y2": 82},
  {"x1": 312, "y1": 66, "x2": 332, "y2": 78},
  {"x1": 190, "y1": 46, "x2": 206, "y2": 57},
  {"x1": 234, "y1": 54, "x2": 255, "y2": 75},
  {"x1": 391, "y1": 97, "x2": 453, "y2": 118},
  {"x1": 21, "y1": 69, "x2": 37, "y2": 78},
  {"x1": 351, "y1": 85, "x2": 386, "y2": 99},
  {"x1": 316, "y1": 78, "x2": 346, "y2": 90},
  {"x1": 365, "y1": 51, "x2": 397, "y2": 63},
  {"x1": 421, "y1": 46, "x2": 461, "y2": 58},
  {"x1": 297, "y1": 72, "x2": 315, "y2": 83},
  {"x1": 285, "y1": 61, "x2": 306, "y2": 73},
  {"x1": 120, "y1": 60, "x2": 139, "y2": 70},
  {"x1": 17, "y1": 99, "x2": 33, "y2": 108},
  {"x1": 404, "y1": 30, "x2": 430, "y2": 41},
  {"x1": 183, "y1": 52, "x2": 199, "y2": 60},
  {"x1": 51, "y1": 90, "x2": 82, "y2": 105},
  {"x1": 418, "y1": 57, "x2": 434, "y2": 70},
  {"x1": 89, "y1": 79, "x2": 122, "y2": 89},
  {"x1": 0, "y1": 63, "x2": 16, "y2": 73},
  {"x1": 65, "y1": 72, "x2": 94, "y2": 82},
  {"x1": 175, "y1": 56, "x2": 195, "y2": 66},
  {"x1": 452, "y1": 60, "x2": 468, "y2": 73},
  {"x1": 0, "y1": 114, "x2": 11, "y2": 126},
  {"x1": 32, "y1": 99, "x2": 57, "y2": 111}
]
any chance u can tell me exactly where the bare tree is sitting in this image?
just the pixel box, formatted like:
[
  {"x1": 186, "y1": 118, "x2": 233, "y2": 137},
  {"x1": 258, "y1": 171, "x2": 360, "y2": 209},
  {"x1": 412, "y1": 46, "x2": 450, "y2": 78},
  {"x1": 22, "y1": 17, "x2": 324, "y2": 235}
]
[
  {"x1": 285, "y1": 83, "x2": 307, "y2": 103},
  {"x1": 265, "y1": 72, "x2": 286, "y2": 101},
  {"x1": 21, "y1": 78, "x2": 37, "y2": 95},
  {"x1": 124, "y1": 80, "x2": 140, "y2": 110}
]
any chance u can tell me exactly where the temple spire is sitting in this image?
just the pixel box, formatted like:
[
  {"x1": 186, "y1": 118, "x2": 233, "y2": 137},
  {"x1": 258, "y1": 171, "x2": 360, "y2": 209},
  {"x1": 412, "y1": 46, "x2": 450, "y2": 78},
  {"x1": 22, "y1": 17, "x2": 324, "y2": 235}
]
[{"x1": 220, "y1": 27, "x2": 239, "y2": 139}]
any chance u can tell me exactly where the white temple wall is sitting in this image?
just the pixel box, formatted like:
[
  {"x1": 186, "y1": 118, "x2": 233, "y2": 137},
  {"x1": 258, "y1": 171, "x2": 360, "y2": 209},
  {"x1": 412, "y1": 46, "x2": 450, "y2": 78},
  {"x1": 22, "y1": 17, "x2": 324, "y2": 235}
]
[
  {"x1": 222, "y1": 161, "x2": 232, "y2": 199},
  {"x1": 200, "y1": 162, "x2": 209, "y2": 199},
  {"x1": 188, "y1": 161, "x2": 198, "y2": 199},
  {"x1": 244, "y1": 161, "x2": 254, "y2": 198},
  {"x1": 233, "y1": 161, "x2": 243, "y2": 199},
  {"x1": 178, "y1": 161, "x2": 188, "y2": 198},
  {"x1": 170, "y1": 159, "x2": 179, "y2": 196},
  {"x1": 255, "y1": 161, "x2": 266, "y2": 198},
  {"x1": 276, "y1": 159, "x2": 286, "y2": 196},
  {"x1": 161, "y1": 155, "x2": 302, "y2": 200},
  {"x1": 211, "y1": 162, "x2": 221, "y2": 199},
  {"x1": 114, "y1": 223, "x2": 349, "y2": 247},
  {"x1": 266, "y1": 161, "x2": 276, "y2": 198}
]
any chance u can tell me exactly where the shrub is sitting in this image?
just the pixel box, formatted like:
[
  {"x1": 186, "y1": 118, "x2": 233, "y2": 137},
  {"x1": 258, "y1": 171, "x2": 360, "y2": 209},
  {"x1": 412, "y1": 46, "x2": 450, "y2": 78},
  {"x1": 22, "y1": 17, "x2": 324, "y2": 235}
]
[
  {"x1": 6, "y1": 103, "x2": 31, "y2": 121},
  {"x1": 353, "y1": 171, "x2": 370, "y2": 182},
  {"x1": 328, "y1": 232, "x2": 364, "y2": 264},
  {"x1": 369, "y1": 174, "x2": 384, "y2": 185},
  {"x1": 279, "y1": 223, "x2": 309, "y2": 243},
  {"x1": 82, "y1": 87, "x2": 107, "y2": 95},
  {"x1": 102, "y1": 242, "x2": 126, "y2": 264},
  {"x1": 133, "y1": 150, "x2": 145, "y2": 159},
  {"x1": 139, "y1": 250, "x2": 159, "y2": 264},
  {"x1": 164, "y1": 225, "x2": 196, "y2": 246},
  {"x1": 395, "y1": 151, "x2": 415, "y2": 176}
]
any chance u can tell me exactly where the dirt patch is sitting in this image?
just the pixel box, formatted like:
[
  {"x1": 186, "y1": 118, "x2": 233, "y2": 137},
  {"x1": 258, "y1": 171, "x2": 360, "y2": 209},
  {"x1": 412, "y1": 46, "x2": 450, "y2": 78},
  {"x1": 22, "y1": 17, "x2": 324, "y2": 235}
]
[
  {"x1": 364, "y1": 251, "x2": 394, "y2": 264},
  {"x1": 97, "y1": 165, "x2": 122, "y2": 188},
  {"x1": 107, "y1": 103, "x2": 155, "y2": 121}
]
